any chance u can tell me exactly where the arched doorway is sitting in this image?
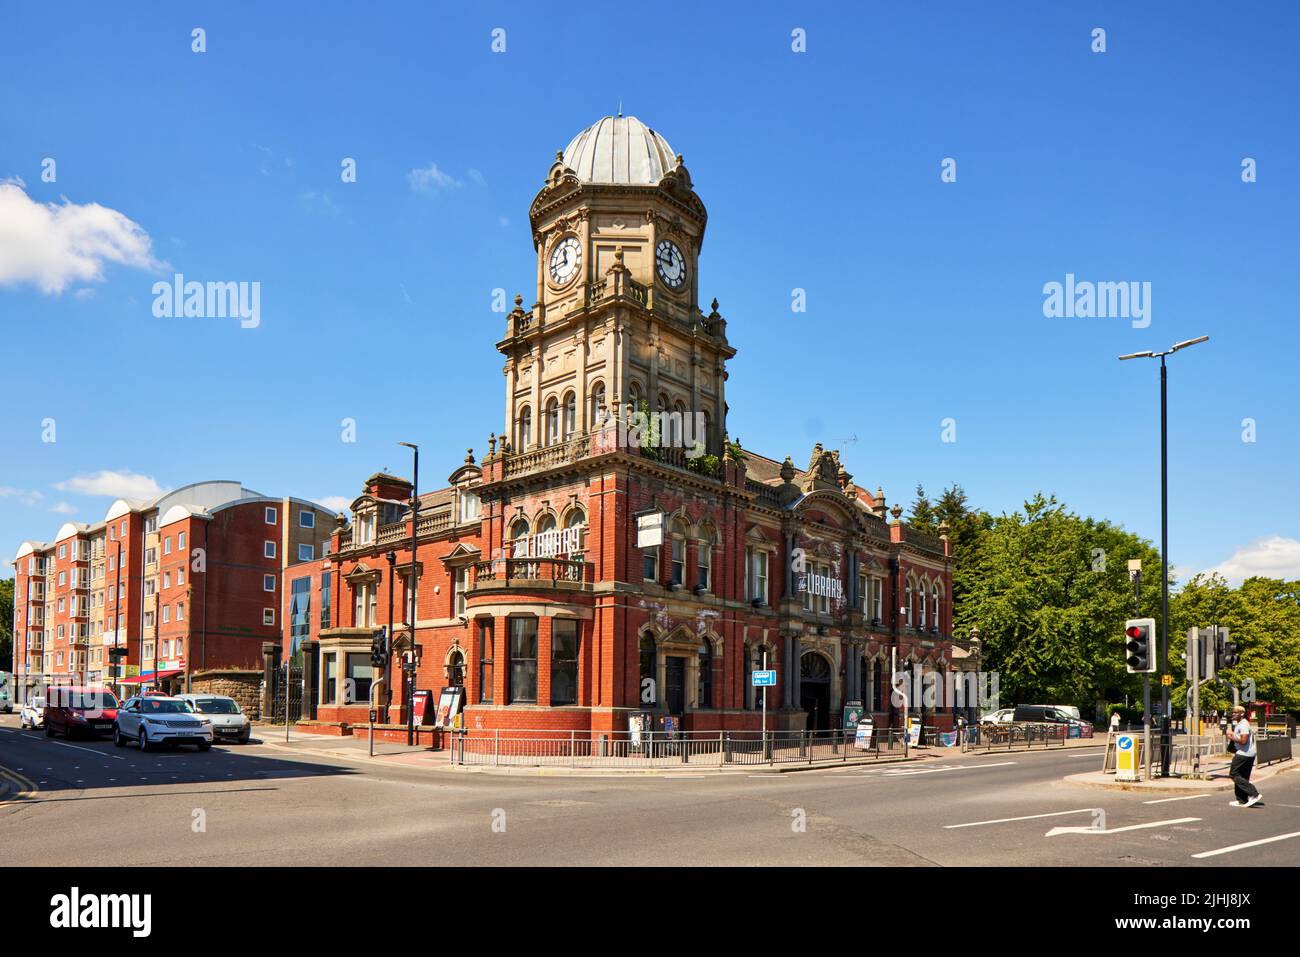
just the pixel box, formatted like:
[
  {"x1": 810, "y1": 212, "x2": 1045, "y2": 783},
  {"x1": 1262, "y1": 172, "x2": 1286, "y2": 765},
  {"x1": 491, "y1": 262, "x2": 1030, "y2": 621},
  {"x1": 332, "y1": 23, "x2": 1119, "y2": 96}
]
[{"x1": 800, "y1": 651, "x2": 833, "y2": 731}]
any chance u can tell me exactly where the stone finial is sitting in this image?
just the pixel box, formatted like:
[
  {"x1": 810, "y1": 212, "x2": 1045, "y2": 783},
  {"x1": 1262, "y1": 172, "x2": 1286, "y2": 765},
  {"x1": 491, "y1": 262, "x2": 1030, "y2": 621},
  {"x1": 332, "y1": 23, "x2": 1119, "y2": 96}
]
[
  {"x1": 938, "y1": 520, "x2": 950, "y2": 539},
  {"x1": 488, "y1": 432, "x2": 496, "y2": 456},
  {"x1": 709, "y1": 297, "x2": 720, "y2": 316},
  {"x1": 890, "y1": 504, "x2": 903, "y2": 522},
  {"x1": 465, "y1": 448, "x2": 475, "y2": 465},
  {"x1": 968, "y1": 626, "x2": 981, "y2": 644},
  {"x1": 514, "y1": 293, "x2": 523, "y2": 308},
  {"x1": 334, "y1": 512, "x2": 348, "y2": 529},
  {"x1": 780, "y1": 456, "x2": 796, "y2": 484}
]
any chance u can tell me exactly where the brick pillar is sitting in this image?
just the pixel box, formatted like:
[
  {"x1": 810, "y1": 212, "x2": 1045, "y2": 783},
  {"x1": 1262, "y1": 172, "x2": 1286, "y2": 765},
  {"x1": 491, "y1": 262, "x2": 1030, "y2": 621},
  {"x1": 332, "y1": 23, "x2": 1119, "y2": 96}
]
[
  {"x1": 301, "y1": 640, "x2": 319, "y2": 720},
  {"x1": 537, "y1": 615, "x2": 553, "y2": 708}
]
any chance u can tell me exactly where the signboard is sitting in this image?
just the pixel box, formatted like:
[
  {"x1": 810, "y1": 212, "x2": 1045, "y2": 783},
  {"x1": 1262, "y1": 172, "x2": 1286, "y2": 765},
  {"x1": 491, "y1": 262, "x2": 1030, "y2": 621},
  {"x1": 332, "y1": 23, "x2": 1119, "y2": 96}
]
[
  {"x1": 939, "y1": 731, "x2": 959, "y2": 748},
  {"x1": 512, "y1": 524, "x2": 585, "y2": 559},
  {"x1": 751, "y1": 670, "x2": 776, "y2": 687},
  {"x1": 797, "y1": 570, "x2": 844, "y2": 602},
  {"x1": 1161, "y1": 674, "x2": 1172, "y2": 686},
  {"x1": 1115, "y1": 733, "x2": 1138, "y2": 781},
  {"x1": 854, "y1": 719, "x2": 874, "y2": 750},
  {"x1": 412, "y1": 689, "x2": 432, "y2": 725},
  {"x1": 842, "y1": 701, "x2": 864, "y2": 729},
  {"x1": 434, "y1": 687, "x2": 464, "y2": 728},
  {"x1": 907, "y1": 717, "x2": 922, "y2": 747},
  {"x1": 636, "y1": 512, "x2": 664, "y2": 548}
]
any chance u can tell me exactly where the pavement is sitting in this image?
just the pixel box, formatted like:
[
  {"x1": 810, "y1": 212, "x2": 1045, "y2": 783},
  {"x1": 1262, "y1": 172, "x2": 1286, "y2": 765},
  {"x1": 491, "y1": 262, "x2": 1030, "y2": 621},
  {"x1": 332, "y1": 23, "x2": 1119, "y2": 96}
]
[{"x1": 4, "y1": 712, "x2": 1300, "y2": 866}]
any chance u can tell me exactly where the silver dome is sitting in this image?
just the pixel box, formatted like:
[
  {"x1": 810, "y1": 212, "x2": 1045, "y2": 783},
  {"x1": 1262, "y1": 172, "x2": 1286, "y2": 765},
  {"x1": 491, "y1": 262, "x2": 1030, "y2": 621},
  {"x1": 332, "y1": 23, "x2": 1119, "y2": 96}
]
[{"x1": 561, "y1": 115, "x2": 677, "y2": 186}]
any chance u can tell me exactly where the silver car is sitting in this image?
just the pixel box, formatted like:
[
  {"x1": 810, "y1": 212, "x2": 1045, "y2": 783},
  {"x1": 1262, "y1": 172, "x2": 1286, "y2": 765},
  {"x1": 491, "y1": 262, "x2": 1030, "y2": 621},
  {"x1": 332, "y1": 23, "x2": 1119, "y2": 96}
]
[
  {"x1": 20, "y1": 695, "x2": 46, "y2": 729},
  {"x1": 175, "y1": 693, "x2": 251, "y2": 744},
  {"x1": 114, "y1": 696, "x2": 213, "y2": 751}
]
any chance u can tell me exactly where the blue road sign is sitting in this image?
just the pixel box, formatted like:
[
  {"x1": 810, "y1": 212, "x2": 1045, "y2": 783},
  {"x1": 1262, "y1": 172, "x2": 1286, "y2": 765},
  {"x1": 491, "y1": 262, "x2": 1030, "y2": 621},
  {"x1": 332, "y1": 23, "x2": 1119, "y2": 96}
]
[{"x1": 752, "y1": 670, "x2": 777, "y2": 687}]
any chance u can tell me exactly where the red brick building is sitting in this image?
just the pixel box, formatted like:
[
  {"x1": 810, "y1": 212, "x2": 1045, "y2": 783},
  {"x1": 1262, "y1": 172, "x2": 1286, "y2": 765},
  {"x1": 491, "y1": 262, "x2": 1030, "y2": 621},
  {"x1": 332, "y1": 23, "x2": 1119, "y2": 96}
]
[
  {"x1": 10, "y1": 481, "x2": 337, "y2": 701},
  {"x1": 293, "y1": 115, "x2": 971, "y2": 739}
]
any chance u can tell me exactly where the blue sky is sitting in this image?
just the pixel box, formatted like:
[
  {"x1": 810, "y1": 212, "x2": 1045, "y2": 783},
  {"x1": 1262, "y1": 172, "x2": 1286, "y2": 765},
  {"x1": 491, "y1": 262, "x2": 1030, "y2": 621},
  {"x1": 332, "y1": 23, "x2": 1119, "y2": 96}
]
[{"x1": 2, "y1": 1, "x2": 1298, "y2": 584}]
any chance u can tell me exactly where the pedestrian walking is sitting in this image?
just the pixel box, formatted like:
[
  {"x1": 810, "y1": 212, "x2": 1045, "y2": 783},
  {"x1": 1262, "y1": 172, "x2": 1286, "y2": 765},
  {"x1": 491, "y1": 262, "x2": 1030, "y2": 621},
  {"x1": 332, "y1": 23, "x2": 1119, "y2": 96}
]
[
  {"x1": 1109, "y1": 711, "x2": 1120, "y2": 734},
  {"x1": 1226, "y1": 704, "x2": 1262, "y2": 808}
]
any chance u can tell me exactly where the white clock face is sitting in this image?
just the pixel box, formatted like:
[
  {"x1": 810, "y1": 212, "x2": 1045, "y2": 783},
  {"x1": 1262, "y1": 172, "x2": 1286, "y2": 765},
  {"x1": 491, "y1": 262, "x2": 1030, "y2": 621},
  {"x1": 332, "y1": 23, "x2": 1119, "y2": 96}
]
[
  {"x1": 548, "y1": 235, "x2": 581, "y2": 285},
  {"x1": 655, "y1": 240, "x2": 687, "y2": 289}
]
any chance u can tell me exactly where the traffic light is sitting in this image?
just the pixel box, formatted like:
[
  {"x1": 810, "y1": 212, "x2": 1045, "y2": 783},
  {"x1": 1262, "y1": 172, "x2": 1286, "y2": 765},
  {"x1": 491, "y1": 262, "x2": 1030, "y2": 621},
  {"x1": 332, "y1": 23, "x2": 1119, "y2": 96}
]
[
  {"x1": 370, "y1": 628, "x2": 390, "y2": 668},
  {"x1": 1221, "y1": 634, "x2": 1241, "y2": 669},
  {"x1": 1124, "y1": 618, "x2": 1156, "y2": 673}
]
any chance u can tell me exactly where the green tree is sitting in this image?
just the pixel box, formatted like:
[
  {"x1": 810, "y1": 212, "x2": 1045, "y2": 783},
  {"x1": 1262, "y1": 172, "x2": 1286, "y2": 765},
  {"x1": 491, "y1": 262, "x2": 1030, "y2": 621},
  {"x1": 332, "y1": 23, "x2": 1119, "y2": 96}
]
[
  {"x1": 955, "y1": 494, "x2": 1163, "y2": 713},
  {"x1": 907, "y1": 483, "x2": 993, "y2": 629},
  {"x1": 0, "y1": 577, "x2": 12, "y2": 671},
  {"x1": 1172, "y1": 574, "x2": 1300, "y2": 714}
]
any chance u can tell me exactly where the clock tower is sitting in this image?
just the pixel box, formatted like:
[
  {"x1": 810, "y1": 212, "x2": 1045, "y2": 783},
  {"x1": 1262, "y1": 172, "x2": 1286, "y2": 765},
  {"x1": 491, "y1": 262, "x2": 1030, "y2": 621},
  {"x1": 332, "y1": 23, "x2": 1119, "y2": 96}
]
[{"x1": 498, "y1": 114, "x2": 735, "y2": 456}]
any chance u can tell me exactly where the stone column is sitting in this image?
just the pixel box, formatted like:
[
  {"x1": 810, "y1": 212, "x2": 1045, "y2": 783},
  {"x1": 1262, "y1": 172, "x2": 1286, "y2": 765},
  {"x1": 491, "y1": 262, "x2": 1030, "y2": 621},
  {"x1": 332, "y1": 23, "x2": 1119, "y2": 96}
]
[
  {"x1": 782, "y1": 634, "x2": 793, "y2": 709},
  {"x1": 260, "y1": 642, "x2": 277, "y2": 720}
]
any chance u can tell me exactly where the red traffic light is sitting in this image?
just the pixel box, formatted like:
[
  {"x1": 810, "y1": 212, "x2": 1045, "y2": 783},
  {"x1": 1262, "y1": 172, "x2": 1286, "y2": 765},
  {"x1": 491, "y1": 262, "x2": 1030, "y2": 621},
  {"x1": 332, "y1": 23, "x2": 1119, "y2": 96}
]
[{"x1": 1125, "y1": 625, "x2": 1147, "y2": 639}]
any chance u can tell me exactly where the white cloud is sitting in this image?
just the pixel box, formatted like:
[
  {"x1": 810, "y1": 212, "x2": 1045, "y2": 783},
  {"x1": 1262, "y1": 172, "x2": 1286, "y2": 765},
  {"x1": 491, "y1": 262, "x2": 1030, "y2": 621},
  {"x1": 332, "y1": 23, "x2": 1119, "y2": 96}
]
[
  {"x1": 49, "y1": 501, "x2": 77, "y2": 514},
  {"x1": 467, "y1": 168, "x2": 486, "y2": 186},
  {"x1": 0, "y1": 486, "x2": 43, "y2": 507},
  {"x1": 54, "y1": 470, "x2": 165, "y2": 500},
  {"x1": 0, "y1": 180, "x2": 164, "y2": 294},
  {"x1": 407, "y1": 163, "x2": 461, "y2": 192},
  {"x1": 313, "y1": 496, "x2": 352, "y2": 514},
  {"x1": 1204, "y1": 536, "x2": 1300, "y2": 585}
]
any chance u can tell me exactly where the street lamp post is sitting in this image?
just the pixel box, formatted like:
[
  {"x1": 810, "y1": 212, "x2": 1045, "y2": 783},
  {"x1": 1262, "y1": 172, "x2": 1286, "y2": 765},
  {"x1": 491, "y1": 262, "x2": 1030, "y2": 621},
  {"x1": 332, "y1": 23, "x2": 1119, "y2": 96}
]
[
  {"x1": 1119, "y1": 335, "x2": 1208, "y2": 777},
  {"x1": 398, "y1": 442, "x2": 419, "y2": 747}
]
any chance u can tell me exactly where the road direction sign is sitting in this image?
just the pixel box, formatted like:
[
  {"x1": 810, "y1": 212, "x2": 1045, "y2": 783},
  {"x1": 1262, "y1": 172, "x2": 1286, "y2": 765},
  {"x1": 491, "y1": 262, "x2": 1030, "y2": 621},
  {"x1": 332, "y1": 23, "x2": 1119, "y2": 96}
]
[{"x1": 751, "y1": 670, "x2": 776, "y2": 687}]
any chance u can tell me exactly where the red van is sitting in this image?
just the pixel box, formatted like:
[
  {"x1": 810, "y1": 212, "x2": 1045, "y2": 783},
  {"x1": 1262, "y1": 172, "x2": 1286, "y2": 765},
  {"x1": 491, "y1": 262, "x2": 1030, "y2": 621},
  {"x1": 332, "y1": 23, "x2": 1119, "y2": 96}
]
[{"x1": 44, "y1": 685, "x2": 120, "y2": 739}]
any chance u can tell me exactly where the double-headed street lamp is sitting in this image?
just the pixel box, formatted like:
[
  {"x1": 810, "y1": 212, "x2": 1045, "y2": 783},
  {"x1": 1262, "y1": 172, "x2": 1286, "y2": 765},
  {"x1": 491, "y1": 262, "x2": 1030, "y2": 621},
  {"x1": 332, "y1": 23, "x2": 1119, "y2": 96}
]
[{"x1": 1119, "y1": 335, "x2": 1209, "y2": 777}]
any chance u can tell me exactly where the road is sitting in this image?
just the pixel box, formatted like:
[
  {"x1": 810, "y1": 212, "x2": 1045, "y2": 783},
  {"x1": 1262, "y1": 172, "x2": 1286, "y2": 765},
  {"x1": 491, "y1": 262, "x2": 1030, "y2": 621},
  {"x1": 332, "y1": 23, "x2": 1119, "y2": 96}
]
[{"x1": 2, "y1": 714, "x2": 1298, "y2": 866}]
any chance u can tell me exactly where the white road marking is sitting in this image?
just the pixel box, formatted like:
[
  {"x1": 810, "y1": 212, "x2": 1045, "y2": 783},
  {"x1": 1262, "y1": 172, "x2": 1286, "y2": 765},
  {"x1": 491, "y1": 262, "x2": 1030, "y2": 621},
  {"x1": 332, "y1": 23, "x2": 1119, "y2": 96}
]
[
  {"x1": 1143, "y1": 794, "x2": 1210, "y2": 805},
  {"x1": 1192, "y1": 831, "x2": 1300, "y2": 859},
  {"x1": 49, "y1": 740, "x2": 124, "y2": 760},
  {"x1": 1046, "y1": 817, "x2": 1200, "y2": 837},
  {"x1": 945, "y1": 808, "x2": 1097, "y2": 829},
  {"x1": 880, "y1": 761, "x2": 1017, "y2": 776}
]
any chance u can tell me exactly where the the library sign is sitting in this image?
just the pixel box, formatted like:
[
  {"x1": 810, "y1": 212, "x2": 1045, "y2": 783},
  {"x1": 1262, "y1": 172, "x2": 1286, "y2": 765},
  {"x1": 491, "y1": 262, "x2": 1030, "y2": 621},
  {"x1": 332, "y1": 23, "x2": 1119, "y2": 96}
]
[
  {"x1": 798, "y1": 570, "x2": 844, "y2": 601},
  {"x1": 512, "y1": 525, "x2": 585, "y2": 559}
]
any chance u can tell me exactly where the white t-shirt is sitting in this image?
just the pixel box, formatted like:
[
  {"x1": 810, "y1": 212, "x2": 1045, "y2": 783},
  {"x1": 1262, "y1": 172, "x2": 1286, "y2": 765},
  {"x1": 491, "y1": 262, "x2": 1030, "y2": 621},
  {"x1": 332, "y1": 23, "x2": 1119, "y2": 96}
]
[{"x1": 1234, "y1": 718, "x2": 1256, "y2": 757}]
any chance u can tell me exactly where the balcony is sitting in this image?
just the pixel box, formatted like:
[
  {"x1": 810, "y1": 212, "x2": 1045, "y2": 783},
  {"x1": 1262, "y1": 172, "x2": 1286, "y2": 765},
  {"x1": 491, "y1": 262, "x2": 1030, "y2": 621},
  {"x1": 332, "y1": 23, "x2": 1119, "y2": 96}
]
[
  {"x1": 471, "y1": 558, "x2": 592, "y2": 591},
  {"x1": 502, "y1": 436, "x2": 591, "y2": 479}
]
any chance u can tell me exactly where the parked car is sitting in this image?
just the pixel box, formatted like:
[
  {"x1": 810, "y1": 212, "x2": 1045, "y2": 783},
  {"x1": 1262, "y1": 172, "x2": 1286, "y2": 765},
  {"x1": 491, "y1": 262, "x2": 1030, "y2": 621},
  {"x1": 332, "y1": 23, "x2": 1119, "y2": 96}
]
[
  {"x1": 0, "y1": 674, "x2": 12, "y2": 713},
  {"x1": 45, "y1": 686, "x2": 120, "y2": 739},
  {"x1": 981, "y1": 708, "x2": 1015, "y2": 724},
  {"x1": 175, "y1": 694, "x2": 250, "y2": 744},
  {"x1": 114, "y1": 696, "x2": 212, "y2": 751},
  {"x1": 20, "y1": 695, "x2": 47, "y2": 729},
  {"x1": 1013, "y1": 704, "x2": 1081, "y2": 724}
]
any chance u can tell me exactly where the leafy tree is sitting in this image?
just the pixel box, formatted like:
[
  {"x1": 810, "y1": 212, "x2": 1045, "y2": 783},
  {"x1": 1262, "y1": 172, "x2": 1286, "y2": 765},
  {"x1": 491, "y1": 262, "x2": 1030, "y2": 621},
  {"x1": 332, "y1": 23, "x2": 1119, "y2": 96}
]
[
  {"x1": 1172, "y1": 574, "x2": 1300, "y2": 714},
  {"x1": 0, "y1": 577, "x2": 12, "y2": 670},
  {"x1": 907, "y1": 483, "x2": 993, "y2": 628},
  {"x1": 954, "y1": 494, "x2": 1164, "y2": 714}
]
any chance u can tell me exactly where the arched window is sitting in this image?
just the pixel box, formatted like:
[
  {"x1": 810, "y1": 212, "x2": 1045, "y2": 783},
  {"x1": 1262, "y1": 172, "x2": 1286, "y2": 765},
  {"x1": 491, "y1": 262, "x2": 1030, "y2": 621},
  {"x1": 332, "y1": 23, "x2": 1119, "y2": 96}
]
[
  {"x1": 918, "y1": 579, "x2": 928, "y2": 630},
  {"x1": 535, "y1": 513, "x2": 556, "y2": 535},
  {"x1": 562, "y1": 392, "x2": 576, "y2": 440},
  {"x1": 590, "y1": 382, "x2": 606, "y2": 427},
  {"x1": 905, "y1": 579, "x2": 914, "y2": 628},
  {"x1": 697, "y1": 639, "x2": 713, "y2": 708},
  {"x1": 639, "y1": 634, "x2": 657, "y2": 706},
  {"x1": 670, "y1": 516, "x2": 689, "y2": 587},
  {"x1": 447, "y1": 648, "x2": 465, "y2": 686},
  {"x1": 516, "y1": 406, "x2": 531, "y2": 452},
  {"x1": 671, "y1": 400, "x2": 687, "y2": 448},
  {"x1": 544, "y1": 397, "x2": 560, "y2": 445},
  {"x1": 509, "y1": 517, "x2": 530, "y2": 556},
  {"x1": 931, "y1": 585, "x2": 941, "y2": 633},
  {"x1": 565, "y1": 506, "x2": 586, "y2": 556},
  {"x1": 628, "y1": 380, "x2": 643, "y2": 412},
  {"x1": 696, "y1": 524, "x2": 714, "y2": 591},
  {"x1": 700, "y1": 408, "x2": 712, "y2": 454}
]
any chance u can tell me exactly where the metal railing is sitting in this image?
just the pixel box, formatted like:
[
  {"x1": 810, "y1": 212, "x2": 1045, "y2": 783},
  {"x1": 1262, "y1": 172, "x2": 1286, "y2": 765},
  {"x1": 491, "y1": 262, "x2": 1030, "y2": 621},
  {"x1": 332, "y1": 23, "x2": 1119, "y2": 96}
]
[
  {"x1": 450, "y1": 727, "x2": 911, "y2": 769},
  {"x1": 960, "y1": 722, "x2": 1068, "y2": 752}
]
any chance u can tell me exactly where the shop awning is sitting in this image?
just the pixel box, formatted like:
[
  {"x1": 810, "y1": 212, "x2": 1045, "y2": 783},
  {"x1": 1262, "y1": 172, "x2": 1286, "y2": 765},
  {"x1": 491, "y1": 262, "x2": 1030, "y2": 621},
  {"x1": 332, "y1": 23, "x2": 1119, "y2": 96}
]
[{"x1": 118, "y1": 669, "x2": 183, "y2": 685}]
